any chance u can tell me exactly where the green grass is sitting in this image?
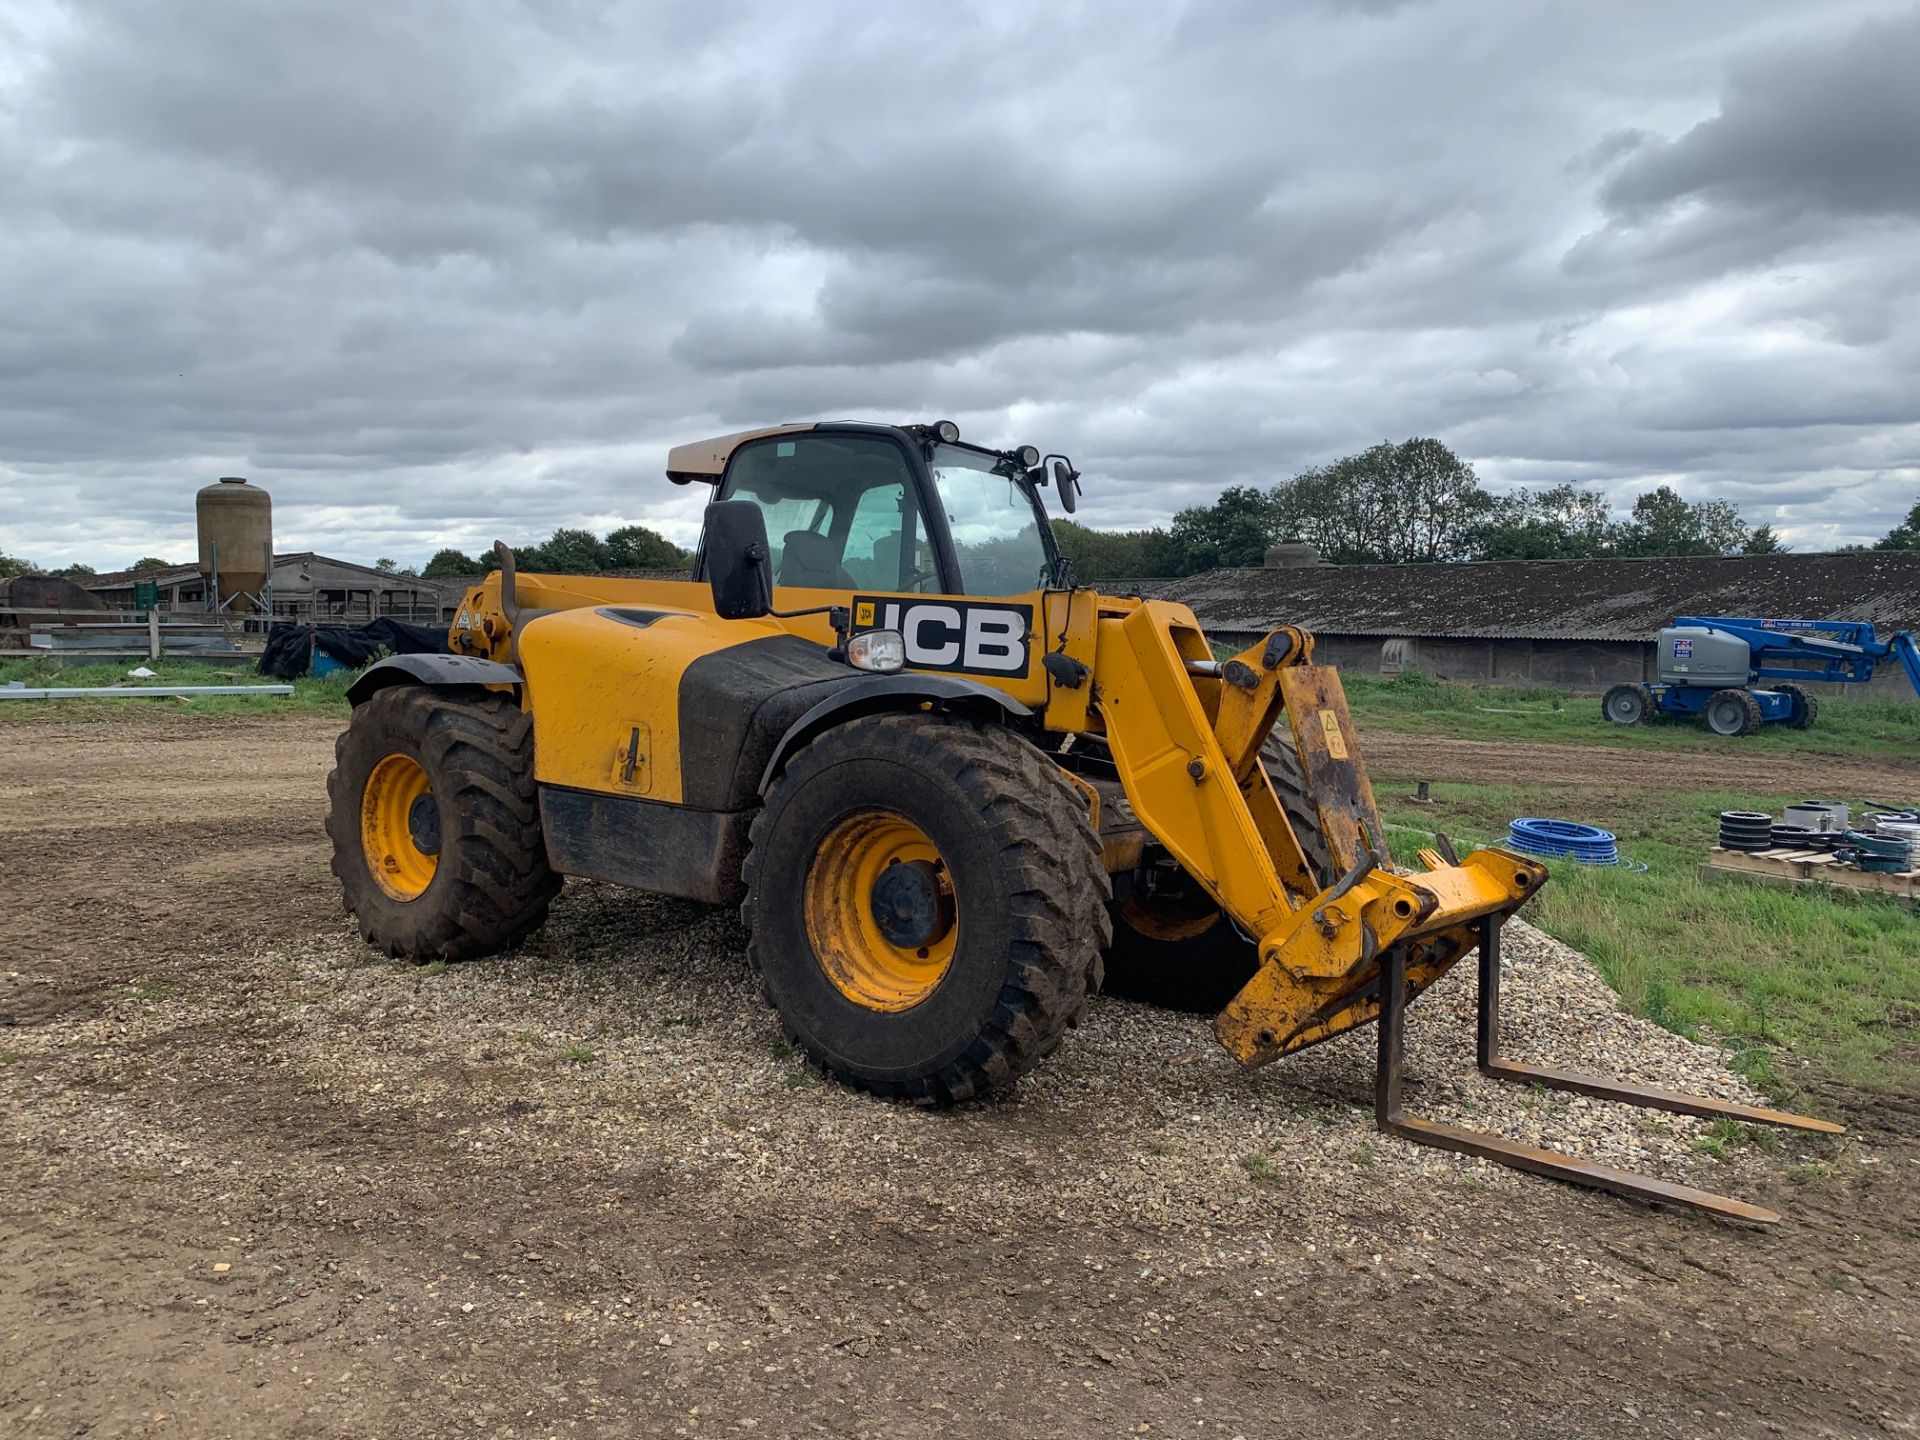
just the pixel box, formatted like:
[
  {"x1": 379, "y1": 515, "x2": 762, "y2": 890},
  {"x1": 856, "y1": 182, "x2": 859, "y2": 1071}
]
[
  {"x1": 1374, "y1": 776, "x2": 1920, "y2": 1099},
  {"x1": 1342, "y1": 669, "x2": 1919, "y2": 758},
  {"x1": 0, "y1": 656, "x2": 352, "y2": 718}
]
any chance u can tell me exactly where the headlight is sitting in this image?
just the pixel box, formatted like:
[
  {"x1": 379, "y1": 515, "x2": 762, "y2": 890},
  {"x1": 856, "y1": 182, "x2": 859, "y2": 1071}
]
[
  {"x1": 934, "y1": 420, "x2": 960, "y2": 444},
  {"x1": 846, "y1": 629, "x2": 906, "y2": 674},
  {"x1": 1016, "y1": 444, "x2": 1040, "y2": 467}
]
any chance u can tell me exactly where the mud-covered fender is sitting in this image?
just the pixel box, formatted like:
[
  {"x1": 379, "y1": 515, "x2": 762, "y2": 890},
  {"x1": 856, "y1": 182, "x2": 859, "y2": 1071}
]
[
  {"x1": 345, "y1": 653, "x2": 524, "y2": 707},
  {"x1": 757, "y1": 673, "x2": 1032, "y2": 795}
]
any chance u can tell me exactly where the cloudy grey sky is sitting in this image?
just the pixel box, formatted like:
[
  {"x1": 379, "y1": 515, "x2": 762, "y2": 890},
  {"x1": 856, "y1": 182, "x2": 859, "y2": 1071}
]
[{"x1": 3, "y1": 0, "x2": 1918, "y2": 570}]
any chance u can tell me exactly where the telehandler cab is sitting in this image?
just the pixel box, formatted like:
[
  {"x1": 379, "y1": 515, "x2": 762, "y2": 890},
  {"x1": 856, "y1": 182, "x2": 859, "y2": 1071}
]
[{"x1": 330, "y1": 420, "x2": 1838, "y2": 1221}]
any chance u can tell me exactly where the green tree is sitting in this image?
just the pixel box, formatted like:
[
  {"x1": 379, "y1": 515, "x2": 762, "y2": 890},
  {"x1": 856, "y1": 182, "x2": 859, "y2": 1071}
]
[
  {"x1": 1742, "y1": 523, "x2": 1787, "y2": 555},
  {"x1": 1874, "y1": 500, "x2": 1920, "y2": 551},
  {"x1": 1272, "y1": 438, "x2": 1492, "y2": 564},
  {"x1": 1376, "y1": 437, "x2": 1493, "y2": 563},
  {"x1": 1470, "y1": 484, "x2": 1616, "y2": 560},
  {"x1": 1693, "y1": 499, "x2": 1752, "y2": 555},
  {"x1": 1051, "y1": 520, "x2": 1175, "y2": 582},
  {"x1": 0, "y1": 552, "x2": 37, "y2": 578},
  {"x1": 421, "y1": 548, "x2": 484, "y2": 578},
  {"x1": 1618, "y1": 486, "x2": 1755, "y2": 557},
  {"x1": 603, "y1": 524, "x2": 690, "y2": 570},
  {"x1": 130, "y1": 556, "x2": 175, "y2": 571},
  {"x1": 523, "y1": 527, "x2": 610, "y2": 574},
  {"x1": 1168, "y1": 485, "x2": 1280, "y2": 572},
  {"x1": 374, "y1": 557, "x2": 398, "y2": 573},
  {"x1": 53, "y1": 562, "x2": 96, "y2": 578}
]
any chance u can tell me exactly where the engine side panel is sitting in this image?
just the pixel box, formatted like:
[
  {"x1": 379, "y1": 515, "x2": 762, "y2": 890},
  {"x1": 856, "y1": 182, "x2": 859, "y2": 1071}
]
[{"x1": 515, "y1": 603, "x2": 781, "y2": 805}]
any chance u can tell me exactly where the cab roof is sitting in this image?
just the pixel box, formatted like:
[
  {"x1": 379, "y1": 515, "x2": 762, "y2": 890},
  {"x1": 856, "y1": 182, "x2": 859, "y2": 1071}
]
[{"x1": 664, "y1": 424, "x2": 820, "y2": 484}]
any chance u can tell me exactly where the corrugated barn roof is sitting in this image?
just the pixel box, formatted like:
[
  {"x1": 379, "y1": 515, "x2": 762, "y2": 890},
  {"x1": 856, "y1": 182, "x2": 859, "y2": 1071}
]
[{"x1": 1143, "y1": 551, "x2": 1920, "y2": 641}]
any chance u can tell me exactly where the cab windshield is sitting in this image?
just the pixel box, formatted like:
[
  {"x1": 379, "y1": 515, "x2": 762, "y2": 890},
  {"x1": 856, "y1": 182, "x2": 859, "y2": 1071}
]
[{"x1": 929, "y1": 444, "x2": 1053, "y2": 596}]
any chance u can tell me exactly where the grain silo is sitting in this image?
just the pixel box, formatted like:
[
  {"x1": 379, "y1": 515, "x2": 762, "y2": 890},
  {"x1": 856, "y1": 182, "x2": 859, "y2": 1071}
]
[{"x1": 196, "y1": 476, "x2": 273, "y2": 611}]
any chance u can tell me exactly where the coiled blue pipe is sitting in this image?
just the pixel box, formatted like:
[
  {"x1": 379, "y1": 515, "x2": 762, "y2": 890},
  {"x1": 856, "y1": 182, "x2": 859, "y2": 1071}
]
[{"x1": 1506, "y1": 817, "x2": 1622, "y2": 866}]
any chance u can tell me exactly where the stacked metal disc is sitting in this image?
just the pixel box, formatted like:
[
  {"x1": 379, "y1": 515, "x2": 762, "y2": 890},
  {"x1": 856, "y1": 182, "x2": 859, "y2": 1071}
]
[
  {"x1": 1837, "y1": 830, "x2": 1914, "y2": 873},
  {"x1": 1768, "y1": 823, "x2": 1820, "y2": 849},
  {"x1": 1864, "y1": 813, "x2": 1920, "y2": 846},
  {"x1": 1717, "y1": 810, "x2": 1775, "y2": 852}
]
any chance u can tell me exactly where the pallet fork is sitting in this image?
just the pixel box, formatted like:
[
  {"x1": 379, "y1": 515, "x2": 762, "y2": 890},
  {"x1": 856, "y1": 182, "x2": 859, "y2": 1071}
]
[
  {"x1": 1151, "y1": 627, "x2": 1845, "y2": 1224},
  {"x1": 1375, "y1": 912, "x2": 1844, "y2": 1225}
]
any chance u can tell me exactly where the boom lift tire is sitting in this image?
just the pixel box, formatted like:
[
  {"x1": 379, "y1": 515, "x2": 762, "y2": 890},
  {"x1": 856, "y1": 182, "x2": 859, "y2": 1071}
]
[
  {"x1": 1703, "y1": 687, "x2": 1763, "y2": 737},
  {"x1": 1777, "y1": 682, "x2": 1819, "y2": 730},
  {"x1": 1101, "y1": 730, "x2": 1333, "y2": 1013},
  {"x1": 327, "y1": 686, "x2": 561, "y2": 961},
  {"x1": 742, "y1": 713, "x2": 1109, "y2": 1106},
  {"x1": 1601, "y1": 682, "x2": 1657, "y2": 726}
]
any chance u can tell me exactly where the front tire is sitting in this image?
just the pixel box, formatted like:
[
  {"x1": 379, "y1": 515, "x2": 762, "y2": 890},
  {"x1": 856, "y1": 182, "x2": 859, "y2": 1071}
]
[
  {"x1": 1703, "y1": 688, "x2": 1763, "y2": 737},
  {"x1": 326, "y1": 686, "x2": 560, "y2": 961},
  {"x1": 743, "y1": 714, "x2": 1108, "y2": 1106},
  {"x1": 1101, "y1": 730, "x2": 1333, "y2": 1012}
]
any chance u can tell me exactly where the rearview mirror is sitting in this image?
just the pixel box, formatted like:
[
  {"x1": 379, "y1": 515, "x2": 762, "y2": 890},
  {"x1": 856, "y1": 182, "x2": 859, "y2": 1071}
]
[
  {"x1": 1052, "y1": 457, "x2": 1080, "y2": 514},
  {"x1": 703, "y1": 501, "x2": 775, "y2": 620}
]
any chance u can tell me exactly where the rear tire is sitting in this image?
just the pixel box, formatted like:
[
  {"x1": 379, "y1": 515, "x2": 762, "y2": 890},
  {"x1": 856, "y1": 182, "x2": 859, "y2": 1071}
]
[
  {"x1": 1602, "y1": 683, "x2": 1656, "y2": 726},
  {"x1": 743, "y1": 714, "x2": 1108, "y2": 1106},
  {"x1": 326, "y1": 686, "x2": 561, "y2": 961},
  {"x1": 1100, "y1": 730, "x2": 1333, "y2": 1013},
  {"x1": 1703, "y1": 688, "x2": 1763, "y2": 737},
  {"x1": 1778, "y1": 683, "x2": 1818, "y2": 730}
]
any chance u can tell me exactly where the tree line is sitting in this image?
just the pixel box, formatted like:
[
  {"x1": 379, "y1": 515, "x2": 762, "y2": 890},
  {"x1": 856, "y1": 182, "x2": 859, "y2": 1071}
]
[
  {"x1": 411, "y1": 524, "x2": 690, "y2": 578},
  {"x1": 1054, "y1": 438, "x2": 1842, "y2": 581},
  {"x1": 6, "y1": 476, "x2": 1920, "y2": 585}
]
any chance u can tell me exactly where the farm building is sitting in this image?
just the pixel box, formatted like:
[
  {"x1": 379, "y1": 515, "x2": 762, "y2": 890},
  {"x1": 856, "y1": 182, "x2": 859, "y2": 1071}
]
[
  {"x1": 80, "y1": 552, "x2": 469, "y2": 624},
  {"x1": 1144, "y1": 548, "x2": 1920, "y2": 702}
]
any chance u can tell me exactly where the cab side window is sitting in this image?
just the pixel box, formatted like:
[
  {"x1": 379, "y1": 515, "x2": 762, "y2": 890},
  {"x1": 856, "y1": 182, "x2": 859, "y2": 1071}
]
[{"x1": 721, "y1": 434, "x2": 924, "y2": 593}]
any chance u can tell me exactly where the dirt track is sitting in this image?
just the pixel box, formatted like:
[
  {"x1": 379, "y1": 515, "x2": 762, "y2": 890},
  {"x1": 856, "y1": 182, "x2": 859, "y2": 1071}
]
[
  {"x1": 3, "y1": 711, "x2": 1917, "y2": 1438},
  {"x1": 1364, "y1": 730, "x2": 1920, "y2": 799}
]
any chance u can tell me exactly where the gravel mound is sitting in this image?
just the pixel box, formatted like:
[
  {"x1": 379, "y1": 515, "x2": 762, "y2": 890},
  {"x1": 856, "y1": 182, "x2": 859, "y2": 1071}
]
[{"x1": 213, "y1": 887, "x2": 1784, "y2": 1248}]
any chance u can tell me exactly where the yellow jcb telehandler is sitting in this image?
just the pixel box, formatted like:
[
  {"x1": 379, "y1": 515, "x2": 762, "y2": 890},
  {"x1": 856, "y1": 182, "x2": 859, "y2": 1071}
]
[{"x1": 328, "y1": 420, "x2": 1837, "y2": 1222}]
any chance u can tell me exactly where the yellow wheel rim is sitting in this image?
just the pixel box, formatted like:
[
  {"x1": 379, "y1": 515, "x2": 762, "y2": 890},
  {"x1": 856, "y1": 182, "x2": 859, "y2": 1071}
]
[
  {"x1": 804, "y1": 810, "x2": 957, "y2": 1012},
  {"x1": 361, "y1": 753, "x2": 440, "y2": 901},
  {"x1": 1119, "y1": 891, "x2": 1223, "y2": 943}
]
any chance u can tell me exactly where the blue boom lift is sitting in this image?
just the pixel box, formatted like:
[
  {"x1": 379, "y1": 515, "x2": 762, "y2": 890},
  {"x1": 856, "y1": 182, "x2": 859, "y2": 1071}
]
[{"x1": 1602, "y1": 616, "x2": 1920, "y2": 736}]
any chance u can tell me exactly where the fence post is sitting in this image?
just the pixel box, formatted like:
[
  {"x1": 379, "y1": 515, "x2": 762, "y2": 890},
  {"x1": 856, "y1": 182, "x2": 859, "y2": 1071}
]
[{"x1": 148, "y1": 609, "x2": 161, "y2": 661}]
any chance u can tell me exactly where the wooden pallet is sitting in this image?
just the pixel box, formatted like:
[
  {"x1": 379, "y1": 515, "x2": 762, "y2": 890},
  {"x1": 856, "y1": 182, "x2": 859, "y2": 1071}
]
[{"x1": 1700, "y1": 845, "x2": 1920, "y2": 903}]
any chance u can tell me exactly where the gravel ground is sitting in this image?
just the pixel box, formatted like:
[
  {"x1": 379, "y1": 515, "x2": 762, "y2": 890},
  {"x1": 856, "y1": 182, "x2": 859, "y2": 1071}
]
[
  {"x1": 7, "y1": 897, "x2": 1788, "y2": 1256},
  {"x1": 3, "y1": 712, "x2": 1914, "y2": 1439}
]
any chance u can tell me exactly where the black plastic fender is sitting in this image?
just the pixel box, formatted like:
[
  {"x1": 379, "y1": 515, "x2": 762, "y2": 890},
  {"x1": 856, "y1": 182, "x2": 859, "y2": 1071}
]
[
  {"x1": 345, "y1": 653, "x2": 524, "y2": 707},
  {"x1": 757, "y1": 674, "x2": 1033, "y2": 795}
]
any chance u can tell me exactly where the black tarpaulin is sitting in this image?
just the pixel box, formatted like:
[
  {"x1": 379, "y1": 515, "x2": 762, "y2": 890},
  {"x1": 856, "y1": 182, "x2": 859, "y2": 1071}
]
[{"x1": 258, "y1": 618, "x2": 450, "y2": 679}]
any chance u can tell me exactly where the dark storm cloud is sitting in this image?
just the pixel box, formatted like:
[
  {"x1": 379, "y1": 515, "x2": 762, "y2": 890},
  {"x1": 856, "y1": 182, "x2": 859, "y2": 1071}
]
[
  {"x1": 1601, "y1": 9, "x2": 1920, "y2": 220},
  {"x1": 1, "y1": 0, "x2": 1917, "y2": 568}
]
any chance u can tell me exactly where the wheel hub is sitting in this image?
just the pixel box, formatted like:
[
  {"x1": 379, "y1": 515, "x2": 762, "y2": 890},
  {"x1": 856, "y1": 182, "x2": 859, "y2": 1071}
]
[
  {"x1": 408, "y1": 792, "x2": 442, "y2": 855},
  {"x1": 870, "y1": 859, "x2": 951, "y2": 949},
  {"x1": 361, "y1": 752, "x2": 439, "y2": 901},
  {"x1": 803, "y1": 810, "x2": 958, "y2": 1012}
]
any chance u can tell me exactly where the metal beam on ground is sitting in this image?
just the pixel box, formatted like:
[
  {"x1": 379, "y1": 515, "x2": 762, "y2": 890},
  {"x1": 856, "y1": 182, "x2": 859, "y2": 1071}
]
[{"x1": 0, "y1": 685, "x2": 294, "y2": 700}]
